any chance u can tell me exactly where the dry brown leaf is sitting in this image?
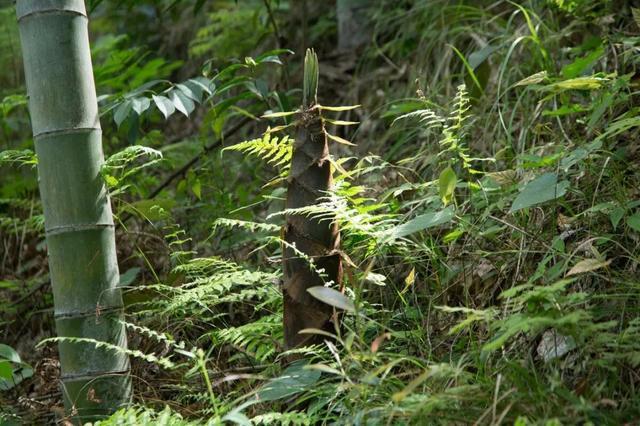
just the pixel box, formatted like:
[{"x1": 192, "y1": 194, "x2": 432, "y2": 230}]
[{"x1": 566, "y1": 258, "x2": 611, "y2": 276}]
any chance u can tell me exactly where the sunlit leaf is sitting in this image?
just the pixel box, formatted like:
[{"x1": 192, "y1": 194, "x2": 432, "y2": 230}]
[
  {"x1": 307, "y1": 286, "x2": 355, "y2": 312},
  {"x1": 515, "y1": 71, "x2": 548, "y2": 86},
  {"x1": 566, "y1": 258, "x2": 611, "y2": 276},
  {"x1": 262, "y1": 110, "x2": 298, "y2": 118},
  {"x1": 326, "y1": 132, "x2": 356, "y2": 146},
  {"x1": 131, "y1": 97, "x2": 151, "y2": 115},
  {"x1": 152, "y1": 95, "x2": 175, "y2": 119},
  {"x1": 386, "y1": 207, "x2": 455, "y2": 241},
  {"x1": 316, "y1": 104, "x2": 361, "y2": 111},
  {"x1": 170, "y1": 90, "x2": 195, "y2": 117},
  {"x1": 438, "y1": 166, "x2": 457, "y2": 205}
]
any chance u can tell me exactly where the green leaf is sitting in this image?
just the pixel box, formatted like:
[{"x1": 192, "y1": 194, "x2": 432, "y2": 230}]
[
  {"x1": 170, "y1": 90, "x2": 195, "y2": 117},
  {"x1": 0, "y1": 344, "x2": 21, "y2": 363},
  {"x1": 387, "y1": 207, "x2": 455, "y2": 241},
  {"x1": 0, "y1": 361, "x2": 12, "y2": 380},
  {"x1": 189, "y1": 77, "x2": 215, "y2": 95},
  {"x1": 610, "y1": 206, "x2": 624, "y2": 230},
  {"x1": 103, "y1": 174, "x2": 119, "y2": 187},
  {"x1": 468, "y1": 44, "x2": 501, "y2": 70},
  {"x1": 542, "y1": 104, "x2": 589, "y2": 117},
  {"x1": 119, "y1": 267, "x2": 141, "y2": 287},
  {"x1": 303, "y1": 49, "x2": 319, "y2": 107},
  {"x1": 113, "y1": 100, "x2": 132, "y2": 127},
  {"x1": 307, "y1": 287, "x2": 355, "y2": 312},
  {"x1": 561, "y1": 44, "x2": 604, "y2": 79},
  {"x1": 257, "y1": 361, "x2": 321, "y2": 402},
  {"x1": 131, "y1": 97, "x2": 151, "y2": 116},
  {"x1": 152, "y1": 95, "x2": 175, "y2": 119},
  {"x1": 627, "y1": 213, "x2": 640, "y2": 232},
  {"x1": 438, "y1": 166, "x2": 457, "y2": 205},
  {"x1": 191, "y1": 178, "x2": 202, "y2": 200},
  {"x1": 510, "y1": 173, "x2": 569, "y2": 213}
]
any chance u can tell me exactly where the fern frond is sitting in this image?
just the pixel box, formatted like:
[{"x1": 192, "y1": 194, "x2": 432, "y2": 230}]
[
  {"x1": 224, "y1": 132, "x2": 293, "y2": 171},
  {"x1": 158, "y1": 257, "x2": 281, "y2": 317},
  {"x1": 38, "y1": 337, "x2": 176, "y2": 369},
  {"x1": 392, "y1": 108, "x2": 445, "y2": 129},
  {"x1": 215, "y1": 314, "x2": 282, "y2": 362},
  {"x1": 211, "y1": 218, "x2": 280, "y2": 235},
  {"x1": 0, "y1": 149, "x2": 37, "y2": 167},
  {"x1": 268, "y1": 182, "x2": 397, "y2": 252}
]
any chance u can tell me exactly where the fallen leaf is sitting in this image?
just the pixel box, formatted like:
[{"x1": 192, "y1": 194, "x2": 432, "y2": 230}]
[
  {"x1": 566, "y1": 258, "x2": 611, "y2": 276},
  {"x1": 371, "y1": 333, "x2": 391, "y2": 353}
]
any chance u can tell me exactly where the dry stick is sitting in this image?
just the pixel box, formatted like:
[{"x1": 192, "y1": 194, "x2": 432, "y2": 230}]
[
  {"x1": 149, "y1": 117, "x2": 252, "y2": 199},
  {"x1": 120, "y1": 117, "x2": 252, "y2": 224}
]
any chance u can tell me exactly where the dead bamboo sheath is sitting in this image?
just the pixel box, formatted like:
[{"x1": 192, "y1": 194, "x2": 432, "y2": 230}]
[
  {"x1": 16, "y1": 0, "x2": 131, "y2": 421},
  {"x1": 283, "y1": 115, "x2": 343, "y2": 348}
]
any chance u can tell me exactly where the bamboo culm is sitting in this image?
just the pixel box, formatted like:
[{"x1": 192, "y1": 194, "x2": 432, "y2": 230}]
[{"x1": 16, "y1": 0, "x2": 131, "y2": 421}]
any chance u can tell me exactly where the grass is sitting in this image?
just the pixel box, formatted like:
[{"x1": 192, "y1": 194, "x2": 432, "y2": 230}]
[{"x1": 2, "y1": 0, "x2": 640, "y2": 424}]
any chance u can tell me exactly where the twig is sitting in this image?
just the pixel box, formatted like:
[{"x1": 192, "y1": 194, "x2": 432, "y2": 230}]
[
  {"x1": 263, "y1": 0, "x2": 283, "y2": 48},
  {"x1": 11, "y1": 280, "x2": 50, "y2": 307},
  {"x1": 148, "y1": 117, "x2": 252, "y2": 200},
  {"x1": 120, "y1": 117, "x2": 252, "y2": 224}
]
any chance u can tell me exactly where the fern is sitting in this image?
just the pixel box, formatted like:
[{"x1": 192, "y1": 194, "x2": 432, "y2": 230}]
[
  {"x1": 394, "y1": 84, "x2": 488, "y2": 174},
  {"x1": 101, "y1": 145, "x2": 163, "y2": 192},
  {"x1": 150, "y1": 257, "x2": 280, "y2": 318},
  {"x1": 93, "y1": 406, "x2": 201, "y2": 426},
  {"x1": 37, "y1": 337, "x2": 176, "y2": 369},
  {"x1": 211, "y1": 217, "x2": 280, "y2": 235},
  {"x1": 268, "y1": 181, "x2": 397, "y2": 253},
  {"x1": 0, "y1": 149, "x2": 37, "y2": 167},
  {"x1": 215, "y1": 313, "x2": 282, "y2": 362},
  {"x1": 224, "y1": 132, "x2": 293, "y2": 175}
]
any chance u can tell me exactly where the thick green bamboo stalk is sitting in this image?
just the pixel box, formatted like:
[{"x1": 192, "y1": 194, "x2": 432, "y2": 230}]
[
  {"x1": 16, "y1": 0, "x2": 131, "y2": 421},
  {"x1": 283, "y1": 50, "x2": 342, "y2": 348}
]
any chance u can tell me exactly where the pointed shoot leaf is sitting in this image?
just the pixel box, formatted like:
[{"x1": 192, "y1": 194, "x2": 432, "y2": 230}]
[{"x1": 326, "y1": 132, "x2": 356, "y2": 146}]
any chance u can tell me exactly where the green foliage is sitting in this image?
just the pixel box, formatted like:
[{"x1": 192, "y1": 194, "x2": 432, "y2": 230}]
[
  {"x1": 93, "y1": 406, "x2": 205, "y2": 426},
  {"x1": 102, "y1": 145, "x2": 163, "y2": 194},
  {"x1": 189, "y1": 2, "x2": 269, "y2": 60},
  {"x1": 0, "y1": 344, "x2": 32, "y2": 391},
  {"x1": 4, "y1": 0, "x2": 640, "y2": 424}
]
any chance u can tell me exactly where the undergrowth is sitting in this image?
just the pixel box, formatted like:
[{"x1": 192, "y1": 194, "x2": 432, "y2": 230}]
[{"x1": 2, "y1": 0, "x2": 640, "y2": 425}]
